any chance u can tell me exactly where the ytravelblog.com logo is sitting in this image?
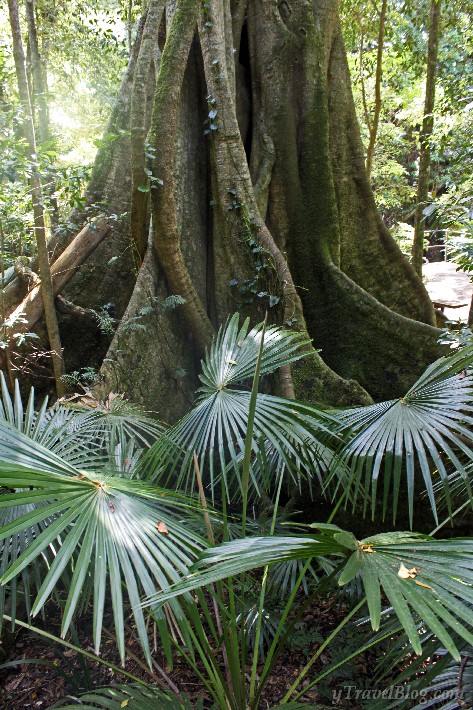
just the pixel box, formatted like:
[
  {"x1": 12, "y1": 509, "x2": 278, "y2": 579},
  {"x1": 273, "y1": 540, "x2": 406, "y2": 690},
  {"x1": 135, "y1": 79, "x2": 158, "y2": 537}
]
[{"x1": 332, "y1": 685, "x2": 462, "y2": 705}]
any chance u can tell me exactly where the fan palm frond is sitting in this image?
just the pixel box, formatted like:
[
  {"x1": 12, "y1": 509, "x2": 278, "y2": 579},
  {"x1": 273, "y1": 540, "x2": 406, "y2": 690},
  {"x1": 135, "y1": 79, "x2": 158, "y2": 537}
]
[
  {"x1": 143, "y1": 314, "x2": 341, "y2": 498},
  {"x1": 365, "y1": 616, "x2": 473, "y2": 710},
  {"x1": 367, "y1": 647, "x2": 473, "y2": 710},
  {"x1": 0, "y1": 420, "x2": 207, "y2": 664},
  {"x1": 60, "y1": 391, "x2": 165, "y2": 448},
  {"x1": 52, "y1": 685, "x2": 317, "y2": 710},
  {"x1": 198, "y1": 314, "x2": 311, "y2": 388},
  {"x1": 236, "y1": 597, "x2": 281, "y2": 657},
  {"x1": 0, "y1": 490, "x2": 51, "y2": 632},
  {"x1": 405, "y1": 649, "x2": 473, "y2": 710},
  {"x1": 269, "y1": 558, "x2": 332, "y2": 597},
  {"x1": 0, "y1": 373, "x2": 163, "y2": 470},
  {"x1": 0, "y1": 373, "x2": 167, "y2": 636},
  {"x1": 145, "y1": 526, "x2": 473, "y2": 661},
  {"x1": 331, "y1": 345, "x2": 473, "y2": 526},
  {"x1": 52, "y1": 683, "x2": 211, "y2": 709}
]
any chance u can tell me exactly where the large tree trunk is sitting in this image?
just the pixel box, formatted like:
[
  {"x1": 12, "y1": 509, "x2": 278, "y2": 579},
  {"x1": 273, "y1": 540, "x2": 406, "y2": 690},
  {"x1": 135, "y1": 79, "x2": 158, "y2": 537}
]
[{"x1": 7, "y1": 0, "x2": 443, "y2": 420}]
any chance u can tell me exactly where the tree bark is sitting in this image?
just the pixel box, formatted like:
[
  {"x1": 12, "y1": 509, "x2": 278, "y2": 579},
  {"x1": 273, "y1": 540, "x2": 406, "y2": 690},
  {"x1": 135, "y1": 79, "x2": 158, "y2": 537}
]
[
  {"x1": 7, "y1": 0, "x2": 64, "y2": 396},
  {"x1": 365, "y1": 0, "x2": 388, "y2": 179},
  {"x1": 23, "y1": 0, "x2": 446, "y2": 420},
  {"x1": 24, "y1": 0, "x2": 50, "y2": 145},
  {"x1": 149, "y1": 0, "x2": 215, "y2": 355},
  {"x1": 130, "y1": 0, "x2": 164, "y2": 265},
  {"x1": 412, "y1": 0, "x2": 442, "y2": 277},
  {"x1": 249, "y1": 0, "x2": 439, "y2": 399}
]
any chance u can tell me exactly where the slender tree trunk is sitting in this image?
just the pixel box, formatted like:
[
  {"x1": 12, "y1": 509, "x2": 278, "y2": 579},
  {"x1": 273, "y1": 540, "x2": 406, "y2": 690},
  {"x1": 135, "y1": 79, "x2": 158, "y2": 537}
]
[
  {"x1": 24, "y1": 0, "x2": 50, "y2": 144},
  {"x1": 468, "y1": 295, "x2": 473, "y2": 327},
  {"x1": 365, "y1": 0, "x2": 388, "y2": 179},
  {"x1": 412, "y1": 0, "x2": 442, "y2": 277},
  {"x1": 359, "y1": 29, "x2": 371, "y2": 135},
  {"x1": 24, "y1": 0, "x2": 59, "y2": 227},
  {"x1": 7, "y1": 0, "x2": 64, "y2": 397},
  {"x1": 0, "y1": 219, "x2": 14, "y2": 392},
  {"x1": 127, "y1": 0, "x2": 133, "y2": 55}
]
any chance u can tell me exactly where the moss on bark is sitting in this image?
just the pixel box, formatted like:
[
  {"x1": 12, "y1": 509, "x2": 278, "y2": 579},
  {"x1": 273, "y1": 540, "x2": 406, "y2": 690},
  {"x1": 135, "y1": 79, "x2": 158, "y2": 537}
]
[{"x1": 16, "y1": 0, "x2": 445, "y2": 410}]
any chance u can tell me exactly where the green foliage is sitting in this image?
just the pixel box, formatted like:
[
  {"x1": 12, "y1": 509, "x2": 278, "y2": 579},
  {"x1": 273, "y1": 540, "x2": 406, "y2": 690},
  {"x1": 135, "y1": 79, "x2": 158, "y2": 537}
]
[
  {"x1": 60, "y1": 367, "x2": 98, "y2": 389},
  {"x1": 1, "y1": 317, "x2": 473, "y2": 707},
  {"x1": 145, "y1": 527, "x2": 473, "y2": 661},
  {"x1": 226, "y1": 201, "x2": 282, "y2": 314},
  {"x1": 340, "y1": 0, "x2": 473, "y2": 234},
  {"x1": 53, "y1": 683, "x2": 207, "y2": 709},
  {"x1": 330, "y1": 345, "x2": 473, "y2": 526},
  {"x1": 143, "y1": 314, "x2": 339, "y2": 497},
  {"x1": 0, "y1": 0, "x2": 129, "y2": 266}
]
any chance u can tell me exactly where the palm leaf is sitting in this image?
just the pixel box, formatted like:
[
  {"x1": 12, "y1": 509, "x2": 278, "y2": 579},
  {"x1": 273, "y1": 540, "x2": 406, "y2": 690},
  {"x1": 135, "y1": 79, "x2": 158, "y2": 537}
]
[
  {"x1": 0, "y1": 375, "x2": 166, "y2": 638},
  {"x1": 199, "y1": 313, "x2": 311, "y2": 388},
  {"x1": 0, "y1": 420, "x2": 207, "y2": 664},
  {"x1": 60, "y1": 392, "x2": 165, "y2": 449},
  {"x1": 409, "y1": 649, "x2": 473, "y2": 709},
  {"x1": 0, "y1": 491, "x2": 53, "y2": 633},
  {"x1": 380, "y1": 650, "x2": 473, "y2": 710},
  {"x1": 366, "y1": 619, "x2": 473, "y2": 709},
  {"x1": 143, "y1": 314, "x2": 340, "y2": 498},
  {"x1": 331, "y1": 345, "x2": 473, "y2": 526},
  {"x1": 52, "y1": 683, "x2": 211, "y2": 709},
  {"x1": 367, "y1": 647, "x2": 473, "y2": 710},
  {"x1": 145, "y1": 525, "x2": 473, "y2": 661},
  {"x1": 0, "y1": 372, "x2": 163, "y2": 471}
]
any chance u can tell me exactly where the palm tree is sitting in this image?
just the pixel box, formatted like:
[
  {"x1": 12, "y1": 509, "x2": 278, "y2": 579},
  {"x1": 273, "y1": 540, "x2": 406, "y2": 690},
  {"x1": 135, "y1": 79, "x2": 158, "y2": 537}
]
[{"x1": 1, "y1": 315, "x2": 473, "y2": 708}]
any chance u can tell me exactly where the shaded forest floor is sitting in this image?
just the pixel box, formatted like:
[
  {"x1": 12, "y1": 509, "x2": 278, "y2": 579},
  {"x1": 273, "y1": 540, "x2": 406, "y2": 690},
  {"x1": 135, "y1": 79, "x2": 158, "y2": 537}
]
[{"x1": 0, "y1": 593, "x2": 381, "y2": 709}]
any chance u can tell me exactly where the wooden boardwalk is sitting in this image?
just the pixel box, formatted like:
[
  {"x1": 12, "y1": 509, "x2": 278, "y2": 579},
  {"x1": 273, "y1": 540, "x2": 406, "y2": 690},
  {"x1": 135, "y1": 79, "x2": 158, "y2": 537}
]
[{"x1": 423, "y1": 261, "x2": 472, "y2": 320}]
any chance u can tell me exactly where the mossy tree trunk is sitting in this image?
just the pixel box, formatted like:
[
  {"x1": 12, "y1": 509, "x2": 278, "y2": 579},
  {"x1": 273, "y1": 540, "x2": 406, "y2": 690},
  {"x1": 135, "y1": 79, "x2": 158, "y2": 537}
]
[{"x1": 7, "y1": 0, "x2": 443, "y2": 419}]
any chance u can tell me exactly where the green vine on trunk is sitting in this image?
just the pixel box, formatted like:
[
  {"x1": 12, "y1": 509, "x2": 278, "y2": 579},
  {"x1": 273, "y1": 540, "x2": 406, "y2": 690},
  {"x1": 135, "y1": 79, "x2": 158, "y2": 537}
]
[{"x1": 227, "y1": 196, "x2": 283, "y2": 317}]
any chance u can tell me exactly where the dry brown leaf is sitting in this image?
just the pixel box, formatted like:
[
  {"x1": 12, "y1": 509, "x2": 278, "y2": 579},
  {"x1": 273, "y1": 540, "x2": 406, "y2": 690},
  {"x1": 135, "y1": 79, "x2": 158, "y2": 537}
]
[
  {"x1": 359, "y1": 544, "x2": 374, "y2": 553},
  {"x1": 414, "y1": 580, "x2": 433, "y2": 590},
  {"x1": 398, "y1": 562, "x2": 419, "y2": 579}
]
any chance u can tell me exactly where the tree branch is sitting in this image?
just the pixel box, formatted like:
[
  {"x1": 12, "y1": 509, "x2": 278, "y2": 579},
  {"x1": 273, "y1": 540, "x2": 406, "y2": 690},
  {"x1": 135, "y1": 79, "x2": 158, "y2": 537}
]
[{"x1": 5, "y1": 220, "x2": 110, "y2": 337}]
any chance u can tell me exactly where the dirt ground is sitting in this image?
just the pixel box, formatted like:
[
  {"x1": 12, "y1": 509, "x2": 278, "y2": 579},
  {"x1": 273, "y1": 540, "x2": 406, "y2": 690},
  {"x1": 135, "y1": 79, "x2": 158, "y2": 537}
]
[{"x1": 0, "y1": 594, "x2": 379, "y2": 709}]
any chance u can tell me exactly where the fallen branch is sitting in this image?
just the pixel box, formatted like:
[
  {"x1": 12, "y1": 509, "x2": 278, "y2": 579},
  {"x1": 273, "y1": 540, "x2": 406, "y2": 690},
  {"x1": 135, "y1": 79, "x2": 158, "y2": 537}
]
[
  {"x1": 1, "y1": 220, "x2": 110, "y2": 317},
  {"x1": 4, "y1": 220, "x2": 110, "y2": 336},
  {"x1": 55, "y1": 295, "x2": 98, "y2": 325}
]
